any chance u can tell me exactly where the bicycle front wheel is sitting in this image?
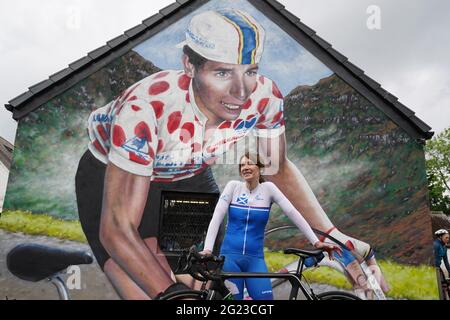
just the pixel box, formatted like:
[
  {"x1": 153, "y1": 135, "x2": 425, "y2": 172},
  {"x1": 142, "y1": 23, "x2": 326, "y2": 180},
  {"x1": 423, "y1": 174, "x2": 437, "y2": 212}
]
[
  {"x1": 317, "y1": 291, "x2": 361, "y2": 300},
  {"x1": 160, "y1": 290, "x2": 206, "y2": 300}
]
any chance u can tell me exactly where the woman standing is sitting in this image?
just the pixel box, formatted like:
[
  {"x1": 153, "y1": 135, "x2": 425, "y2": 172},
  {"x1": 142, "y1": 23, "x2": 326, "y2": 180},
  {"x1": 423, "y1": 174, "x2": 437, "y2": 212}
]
[{"x1": 201, "y1": 153, "x2": 339, "y2": 300}]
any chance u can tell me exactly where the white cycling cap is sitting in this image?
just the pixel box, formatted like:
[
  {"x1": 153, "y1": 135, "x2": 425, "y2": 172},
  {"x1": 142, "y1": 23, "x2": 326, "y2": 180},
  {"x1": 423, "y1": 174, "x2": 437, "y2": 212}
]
[{"x1": 177, "y1": 9, "x2": 266, "y2": 65}]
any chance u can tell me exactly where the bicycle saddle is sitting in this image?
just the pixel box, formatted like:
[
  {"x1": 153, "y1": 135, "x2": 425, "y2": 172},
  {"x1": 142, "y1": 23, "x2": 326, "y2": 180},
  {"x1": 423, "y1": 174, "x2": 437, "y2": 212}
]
[
  {"x1": 283, "y1": 248, "x2": 324, "y2": 258},
  {"x1": 6, "y1": 243, "x2": 93, "y2": 282}
]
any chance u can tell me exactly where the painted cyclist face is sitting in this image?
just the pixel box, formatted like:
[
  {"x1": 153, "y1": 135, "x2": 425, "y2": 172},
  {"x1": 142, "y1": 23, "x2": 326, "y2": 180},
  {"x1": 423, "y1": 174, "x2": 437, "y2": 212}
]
[
  {"x1": 191, "y1": 60, "x2": 258, "y2": 125},
  {"x1": 240, "y1": 156, "x2": 260, "y2": 183}
]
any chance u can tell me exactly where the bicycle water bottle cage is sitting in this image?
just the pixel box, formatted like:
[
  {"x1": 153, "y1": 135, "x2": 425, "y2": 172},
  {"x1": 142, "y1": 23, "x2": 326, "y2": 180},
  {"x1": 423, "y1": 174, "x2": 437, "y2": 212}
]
[{"x1": 7, "y1": 243, "x2": 93, "y2": 282}]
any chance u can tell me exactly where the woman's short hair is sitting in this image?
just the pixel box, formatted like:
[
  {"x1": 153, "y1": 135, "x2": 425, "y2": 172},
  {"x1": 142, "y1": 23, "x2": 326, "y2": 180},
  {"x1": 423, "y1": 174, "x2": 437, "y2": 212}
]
[{"x1": 239, "y1": 152, "x2": 265, "y2": 184}]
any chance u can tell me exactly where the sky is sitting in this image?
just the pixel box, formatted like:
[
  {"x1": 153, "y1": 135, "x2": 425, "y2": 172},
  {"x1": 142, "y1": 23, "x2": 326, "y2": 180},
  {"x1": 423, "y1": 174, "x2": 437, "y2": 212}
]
[{"x1": 1, "y1": 0, "x2": 449, "y2": 144}]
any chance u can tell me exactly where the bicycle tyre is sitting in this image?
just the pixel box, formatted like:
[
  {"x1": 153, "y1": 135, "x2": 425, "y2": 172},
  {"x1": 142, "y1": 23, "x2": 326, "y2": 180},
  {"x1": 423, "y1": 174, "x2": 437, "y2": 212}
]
[
  {"x1": 317, "y1": 291, "x2": 361, "y2": 300},
  {"x1": 160, "y1": 290, "x2": 206, "y2": 300}
]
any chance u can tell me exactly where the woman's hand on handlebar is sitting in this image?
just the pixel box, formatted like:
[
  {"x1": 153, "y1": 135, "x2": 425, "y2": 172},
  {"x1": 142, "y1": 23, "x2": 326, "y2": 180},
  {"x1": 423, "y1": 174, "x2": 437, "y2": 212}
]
[{"x1": 314, "y1": 241, "x2": 342, "y2": 259}]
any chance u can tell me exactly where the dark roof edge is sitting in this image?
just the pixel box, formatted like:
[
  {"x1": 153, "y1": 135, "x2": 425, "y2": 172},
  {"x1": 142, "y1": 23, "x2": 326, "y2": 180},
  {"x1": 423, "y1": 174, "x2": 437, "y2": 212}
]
[{"x1": 5, "y1": 0, "x2": 433, "y2": 140}]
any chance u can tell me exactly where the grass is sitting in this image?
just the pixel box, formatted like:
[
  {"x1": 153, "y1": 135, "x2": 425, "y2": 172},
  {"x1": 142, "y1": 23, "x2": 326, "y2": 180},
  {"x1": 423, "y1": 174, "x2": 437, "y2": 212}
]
[
  {"x1": 0, "y1": 210, "x2": 440, "y2": 300},
  {"x1": 0, "y1": 210, "x2": 87, "y2": 243},
  {"x1": 265, "y1": 250, "x2": 439, "y2": 300}
]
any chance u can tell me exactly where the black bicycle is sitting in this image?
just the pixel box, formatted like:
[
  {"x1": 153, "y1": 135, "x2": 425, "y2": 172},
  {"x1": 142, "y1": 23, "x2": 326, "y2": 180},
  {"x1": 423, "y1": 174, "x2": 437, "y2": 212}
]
[{"x1": 159, "y1": 246, "x2": 360, "y2": 300}]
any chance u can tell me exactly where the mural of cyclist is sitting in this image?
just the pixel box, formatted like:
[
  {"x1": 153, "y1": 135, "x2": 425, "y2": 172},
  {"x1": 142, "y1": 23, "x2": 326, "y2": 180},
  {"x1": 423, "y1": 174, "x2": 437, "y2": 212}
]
[
  {"x1": 75, "y1": 8, "x2": 388, "y2": 299},
  {"x1": 201, "y1": 152, "x2": 340, "y2": 299}
]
